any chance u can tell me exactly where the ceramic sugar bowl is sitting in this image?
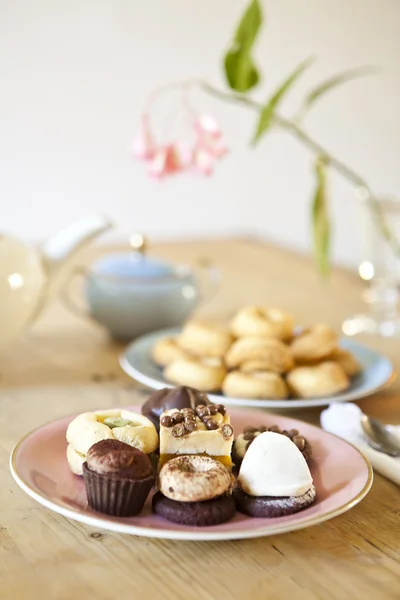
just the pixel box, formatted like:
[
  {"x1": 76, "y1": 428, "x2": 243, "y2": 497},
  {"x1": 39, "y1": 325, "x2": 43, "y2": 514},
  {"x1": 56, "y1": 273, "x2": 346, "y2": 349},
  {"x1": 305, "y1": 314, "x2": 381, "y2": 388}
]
[{"x1": 63, "y1": 235, "x2": 220, "y2": 340}]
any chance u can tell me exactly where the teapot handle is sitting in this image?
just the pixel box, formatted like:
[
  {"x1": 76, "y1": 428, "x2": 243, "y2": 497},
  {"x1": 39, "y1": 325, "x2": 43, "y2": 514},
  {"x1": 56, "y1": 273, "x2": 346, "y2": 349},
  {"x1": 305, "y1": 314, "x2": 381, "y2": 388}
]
[
  {"x1": 60, "y1": 266, "x2": 94, "y2": 322},
  {"x1": 194, "y1": 257, "x2": 220, "y2": 306}
]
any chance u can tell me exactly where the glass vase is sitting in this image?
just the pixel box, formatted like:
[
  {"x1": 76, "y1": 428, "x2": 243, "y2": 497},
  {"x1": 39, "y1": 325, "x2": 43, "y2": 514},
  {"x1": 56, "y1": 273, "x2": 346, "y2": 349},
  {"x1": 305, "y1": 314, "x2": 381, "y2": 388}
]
[{"x1": 342, "y1": 194, "x2": 400, "y2": 337}]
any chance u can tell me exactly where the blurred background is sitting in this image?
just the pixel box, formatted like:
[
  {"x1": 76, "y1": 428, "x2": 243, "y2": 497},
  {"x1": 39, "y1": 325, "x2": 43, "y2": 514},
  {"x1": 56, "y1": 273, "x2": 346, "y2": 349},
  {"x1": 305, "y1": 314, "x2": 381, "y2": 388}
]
[{"x1": 1, "y1": 0, "x2": 400, "y2": 268}]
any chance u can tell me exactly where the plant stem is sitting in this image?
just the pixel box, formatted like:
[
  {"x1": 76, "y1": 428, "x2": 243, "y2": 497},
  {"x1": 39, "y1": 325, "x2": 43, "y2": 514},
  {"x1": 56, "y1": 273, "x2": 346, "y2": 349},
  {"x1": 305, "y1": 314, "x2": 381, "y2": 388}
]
[{"x1": 198, "y1": 80, "x2": 400, "y2": 256}]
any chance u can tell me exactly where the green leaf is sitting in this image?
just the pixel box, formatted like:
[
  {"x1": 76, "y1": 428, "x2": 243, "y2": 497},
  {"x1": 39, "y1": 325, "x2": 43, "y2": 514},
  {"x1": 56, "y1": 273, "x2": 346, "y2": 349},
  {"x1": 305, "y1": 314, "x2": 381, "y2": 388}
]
[
  {"x1": 234, "y1": 0, "x2": 262, "y2": 49},
  {"x1": 312, "y1": 157, "x2": 330, "y2": 276},
  {"x1": 223, "y1": 0, "x2": 263, "y2": 93},
  {"x1": 224, "y1": 50, "x2": 260, "y2": 93},
  {"x1": 302, "y1": 66, "x2": 379, "y2": 113},
  {"x1": 252, "y1": 57, "x2": 314, "y2": 144}
]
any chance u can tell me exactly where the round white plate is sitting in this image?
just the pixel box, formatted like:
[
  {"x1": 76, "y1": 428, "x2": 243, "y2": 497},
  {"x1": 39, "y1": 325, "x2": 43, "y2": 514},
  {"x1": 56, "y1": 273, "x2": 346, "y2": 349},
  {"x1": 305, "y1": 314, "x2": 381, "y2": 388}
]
[
  {"x1": 10, "y1": 406, "x2": 372, "y2": 541},
  {"x1": 119, "y1": 328, "x2": 395, "y2": 409}
]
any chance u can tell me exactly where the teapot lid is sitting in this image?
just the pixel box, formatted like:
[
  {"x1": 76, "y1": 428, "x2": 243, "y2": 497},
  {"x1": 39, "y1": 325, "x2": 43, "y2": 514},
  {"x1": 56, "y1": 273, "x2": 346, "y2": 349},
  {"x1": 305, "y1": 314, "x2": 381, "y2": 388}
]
[
  {"x1": 93, "y1": 253, "x2": 175, "y2": 279},
  {"x1": 92, "y1": 234, "x2": 182, "y2": 280}
]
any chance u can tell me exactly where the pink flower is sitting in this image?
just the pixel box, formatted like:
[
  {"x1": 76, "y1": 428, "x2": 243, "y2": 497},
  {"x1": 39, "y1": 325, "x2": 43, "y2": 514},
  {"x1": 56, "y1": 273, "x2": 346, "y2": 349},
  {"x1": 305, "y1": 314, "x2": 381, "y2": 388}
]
[
  {"x1": 132, "y1": 104, "x2": 227, "y2": 178},
  {"x1": 132, "y1": 116, "x2": 156, "y2": 160},
  {"x1": 191, "y1": 147, "x2": 216, "y2": 176},
  {"x1": 148, "y1": 144, "x2": 183, "y2": 179},
  {"x1": 194, "y1": 114, "x2": 228, "y2": 161}
]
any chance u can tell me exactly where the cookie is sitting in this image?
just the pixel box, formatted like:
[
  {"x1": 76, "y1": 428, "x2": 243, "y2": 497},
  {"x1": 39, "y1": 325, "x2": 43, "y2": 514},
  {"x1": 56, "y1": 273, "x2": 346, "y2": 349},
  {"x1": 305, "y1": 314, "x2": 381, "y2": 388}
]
[
  {"x1": 152, "y1": 491, "x2": 236, "y2": 526},
  {"x1": 164, "y1": 356, "x2": 226, "y2": 392},
  {"x1": 233, "y1": 484, "x2": 316, "y2": 518}
]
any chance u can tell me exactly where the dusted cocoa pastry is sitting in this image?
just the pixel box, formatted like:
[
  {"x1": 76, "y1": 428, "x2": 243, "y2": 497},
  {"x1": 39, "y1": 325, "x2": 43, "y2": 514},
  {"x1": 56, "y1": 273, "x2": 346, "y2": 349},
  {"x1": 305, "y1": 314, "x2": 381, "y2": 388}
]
[
  {"x1": 234, "y1": 432, "x2": 316, "y2": 518},
  {"x1": 225, "y1": 337, "x2": 294, "y2": 374},
  {"x1": 164, "y1": 356, "x2": 226, "y2": 392},
  {"x1": 177, "y1": 320, "x2": 234, "y2": 358},
  {"x1": 287, "y1": 361, "x2": 349, "y2": 398},
  {"x1": 151, "y1": 336, "x2": 192, "y2": 367},
  {"x1": 159, "y1": 455, "x2": 233, "y2": 502},
  {"x1": 82, "y1": 439, "x2": 154, "y2": 516},
  {"x1": 66, "y1": 409, "x2": 158, "y2": 475},
  {"x1": 290, "y1": 324, "x2": 338, "y2": 363},
  {"x1": 141, "y1": 386, "x2": 210, "y2": 431},
  {"x1": 223, "y1": 370, "x2": 289, "y2": 399},
  {"x1": 230, "y1": 306, "x2": 294, "y2": 341},
  {"x1": 153, "y1": 455, "x2": 236, "y2": 526},
  {"x1": 159, "y1": 404, "x2": 234, "y2": 469},
  {"x1": 232, "y1": 425, "x2": 312, "y2": 468}
]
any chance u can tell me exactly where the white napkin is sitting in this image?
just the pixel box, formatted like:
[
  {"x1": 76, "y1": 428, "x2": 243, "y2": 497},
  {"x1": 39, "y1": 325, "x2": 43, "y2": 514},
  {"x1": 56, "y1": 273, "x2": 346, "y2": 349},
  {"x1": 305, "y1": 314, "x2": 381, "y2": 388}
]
[{"x1": 320, "y1": 403, "x2": 400, "y2": 486}]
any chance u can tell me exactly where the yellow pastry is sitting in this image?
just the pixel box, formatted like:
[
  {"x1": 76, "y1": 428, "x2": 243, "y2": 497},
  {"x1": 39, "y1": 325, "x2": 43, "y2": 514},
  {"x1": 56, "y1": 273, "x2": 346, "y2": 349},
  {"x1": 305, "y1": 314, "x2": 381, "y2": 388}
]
[
  {"x1": 230, "y1": 306, "x2": 294, "y2": 341},
  {"x1": 286, "y1": 361, "x2": 349, "y2": 398},
  {"x1": 164, "y1": 356, "x2": 227, "y2": 392},
  {"x1": 222, "y1": 370, "x2": 289, "y2": 399},
  {"x1": 291, "y1": 324, "x2": 338, "y2": 363},
  {"x1": 66, "y1": 409, "x2": 159, "y2": 475},
  {"x1": 177, "y1": 320, "x2": 234, "y2": 358},
  {"x1": 329, "y1": 348, "x2": 361, "y2": 377},
  {"x1": 151, "y1": 336, "x2": 191, "y2": 367},
  {"x1": 225, "y1": 336, "x2": 294, "y2": 373}
]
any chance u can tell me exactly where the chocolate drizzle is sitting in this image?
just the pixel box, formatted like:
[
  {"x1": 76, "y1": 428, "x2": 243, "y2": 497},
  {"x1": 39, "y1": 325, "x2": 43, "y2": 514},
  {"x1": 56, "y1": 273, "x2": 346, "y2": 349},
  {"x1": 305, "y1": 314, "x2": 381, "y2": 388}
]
[{"x1": 141, "y1": 386, "x2": 210, "y2": 430}]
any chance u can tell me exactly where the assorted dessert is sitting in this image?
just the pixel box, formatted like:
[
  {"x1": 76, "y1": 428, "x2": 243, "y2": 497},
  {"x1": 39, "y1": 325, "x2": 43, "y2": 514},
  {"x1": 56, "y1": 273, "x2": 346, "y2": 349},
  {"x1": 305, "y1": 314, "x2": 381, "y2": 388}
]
[
  {"x1": 151, "y1": 305, "x2": 362, "y2": 400},
  {"x1": 234, "y1": 432, "x2": 316, "y2": 518},
  {"x1": 232, "y1": 424, "x2": 312, "y2": 468},
  {"x1": 65, "y1": 385, "x2": 317, "y2": 525},
  {"x1": 66, "y1": 409, "x2": 159, "y2": 475},
  {"x1": 82, "y1": 439, "x2": 154, "y2": 516},
  {"x1": 158, "y1": 404, "x2": 234, "y2": 469}
]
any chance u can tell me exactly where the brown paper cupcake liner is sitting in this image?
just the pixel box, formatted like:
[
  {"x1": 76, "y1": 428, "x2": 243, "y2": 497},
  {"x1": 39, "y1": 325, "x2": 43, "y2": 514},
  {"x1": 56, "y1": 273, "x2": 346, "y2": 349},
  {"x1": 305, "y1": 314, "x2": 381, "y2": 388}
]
[{"x1": 82, "y1": 463, "x2": 154, "y2": 517}]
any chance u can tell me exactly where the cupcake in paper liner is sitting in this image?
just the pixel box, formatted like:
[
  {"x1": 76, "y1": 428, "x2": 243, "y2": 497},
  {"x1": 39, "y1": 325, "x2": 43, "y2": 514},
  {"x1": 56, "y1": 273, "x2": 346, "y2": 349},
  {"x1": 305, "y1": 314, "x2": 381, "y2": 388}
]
[{"x1": 82, "y1": 439, "x2": 154, "y2": 516}]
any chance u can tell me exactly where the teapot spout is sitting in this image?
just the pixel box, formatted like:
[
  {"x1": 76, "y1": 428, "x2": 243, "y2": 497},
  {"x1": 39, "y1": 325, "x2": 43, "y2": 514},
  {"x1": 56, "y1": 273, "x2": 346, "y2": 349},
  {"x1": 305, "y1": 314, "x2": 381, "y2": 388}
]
[{"x1": 41, "y1": 214, "x2": 113, "y2": 302}]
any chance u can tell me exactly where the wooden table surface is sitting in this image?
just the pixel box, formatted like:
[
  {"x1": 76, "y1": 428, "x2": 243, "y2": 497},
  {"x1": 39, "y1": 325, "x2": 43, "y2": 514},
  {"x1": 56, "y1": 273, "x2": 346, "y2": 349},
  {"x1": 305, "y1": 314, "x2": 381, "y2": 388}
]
[{"x1": 1, "y1": 238, "x2": 399, "y2": 600}]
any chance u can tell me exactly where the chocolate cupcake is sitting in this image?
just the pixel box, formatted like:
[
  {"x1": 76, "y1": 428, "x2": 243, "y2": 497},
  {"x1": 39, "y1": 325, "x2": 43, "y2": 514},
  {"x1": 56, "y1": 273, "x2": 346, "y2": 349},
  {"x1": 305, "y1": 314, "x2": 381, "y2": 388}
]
[
  {"x1": 82, "y1": 439, "x2": 154, "y2": 516},
  {"x1": 141, "y1": 386, "x2": 210, "y2": 430}
]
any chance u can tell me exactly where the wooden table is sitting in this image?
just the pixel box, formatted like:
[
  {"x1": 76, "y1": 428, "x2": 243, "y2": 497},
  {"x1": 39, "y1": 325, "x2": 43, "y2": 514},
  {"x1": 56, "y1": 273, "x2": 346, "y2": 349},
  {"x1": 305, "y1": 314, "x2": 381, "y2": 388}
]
[{"x1": 1, "y1": 239, "x2": 399, "y2": 600}]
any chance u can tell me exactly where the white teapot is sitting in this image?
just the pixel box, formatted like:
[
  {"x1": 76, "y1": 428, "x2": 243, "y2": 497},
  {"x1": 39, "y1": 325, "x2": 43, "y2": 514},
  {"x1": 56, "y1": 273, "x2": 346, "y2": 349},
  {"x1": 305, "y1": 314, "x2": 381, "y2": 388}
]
[{"x1": 0, "y1": 215, "x2": 112, "y2": 352}]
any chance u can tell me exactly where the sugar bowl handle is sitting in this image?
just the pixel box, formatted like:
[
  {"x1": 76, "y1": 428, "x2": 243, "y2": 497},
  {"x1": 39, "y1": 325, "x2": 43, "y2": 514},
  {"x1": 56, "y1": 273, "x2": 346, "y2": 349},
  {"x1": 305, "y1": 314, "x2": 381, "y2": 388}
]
[{"x1": 194, "y1": 257, "x2": 220, "y2": 306}]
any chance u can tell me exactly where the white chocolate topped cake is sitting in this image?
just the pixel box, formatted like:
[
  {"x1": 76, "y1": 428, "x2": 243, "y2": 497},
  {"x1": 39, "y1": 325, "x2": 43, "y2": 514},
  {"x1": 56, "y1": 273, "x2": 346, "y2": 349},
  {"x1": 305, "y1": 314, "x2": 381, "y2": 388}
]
[{"x1": 159, "y1": 404, "x2": 234, "y2": 469}]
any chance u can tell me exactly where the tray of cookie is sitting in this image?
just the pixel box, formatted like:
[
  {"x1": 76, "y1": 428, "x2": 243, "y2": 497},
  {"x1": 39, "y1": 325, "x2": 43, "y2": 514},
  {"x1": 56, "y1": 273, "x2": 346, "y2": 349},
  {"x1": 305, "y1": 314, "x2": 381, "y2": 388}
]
[{"x1": 120, "y1": 305, "x2": 394, "y2": 409}]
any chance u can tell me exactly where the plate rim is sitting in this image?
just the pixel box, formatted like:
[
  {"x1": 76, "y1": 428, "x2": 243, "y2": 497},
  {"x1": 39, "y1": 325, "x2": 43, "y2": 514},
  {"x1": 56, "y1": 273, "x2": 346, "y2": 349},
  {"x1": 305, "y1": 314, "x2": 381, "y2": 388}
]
[
  {"x1": 119, "y1": 328, "x2": 396, "y2": 409},
  {"x1": 10, "y1": 409, "x2": 373, "y2": 541}
]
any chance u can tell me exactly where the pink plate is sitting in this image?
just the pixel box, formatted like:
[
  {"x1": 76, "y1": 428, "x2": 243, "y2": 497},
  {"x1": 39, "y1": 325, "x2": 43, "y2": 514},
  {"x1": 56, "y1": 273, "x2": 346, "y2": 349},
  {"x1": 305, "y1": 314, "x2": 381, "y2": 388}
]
[{"x1": 10, "y1": 406, "x2": 373, "y2": 541}]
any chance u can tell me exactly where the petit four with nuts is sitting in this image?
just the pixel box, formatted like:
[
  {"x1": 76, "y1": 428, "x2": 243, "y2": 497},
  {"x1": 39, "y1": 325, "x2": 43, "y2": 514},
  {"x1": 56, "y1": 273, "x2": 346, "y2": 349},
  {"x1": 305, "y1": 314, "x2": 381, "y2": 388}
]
[
  {"x1": 66, "y1": 409, "x2": 158, "y2": 475},
  {"x1": 159, "y1": 403, "x2": 234, "y2": 469}
]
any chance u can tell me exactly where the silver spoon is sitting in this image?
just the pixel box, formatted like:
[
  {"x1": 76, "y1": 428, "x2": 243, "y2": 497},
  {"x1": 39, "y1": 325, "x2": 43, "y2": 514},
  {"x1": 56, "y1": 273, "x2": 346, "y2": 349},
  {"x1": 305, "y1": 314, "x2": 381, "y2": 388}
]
[{"x1": 361, "y1": 414, "x2": 400, "y2": 457}]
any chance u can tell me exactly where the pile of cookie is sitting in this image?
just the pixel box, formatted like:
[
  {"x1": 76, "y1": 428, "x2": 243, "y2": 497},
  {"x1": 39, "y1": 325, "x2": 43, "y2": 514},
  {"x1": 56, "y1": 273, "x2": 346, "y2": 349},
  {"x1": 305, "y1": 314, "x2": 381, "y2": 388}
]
[
  {"x1": 151, "y1": 305, "x2": 361, "y2": 399},
  {"x1": 66, "y1": 386, "x2": 315, "y2": 525}
]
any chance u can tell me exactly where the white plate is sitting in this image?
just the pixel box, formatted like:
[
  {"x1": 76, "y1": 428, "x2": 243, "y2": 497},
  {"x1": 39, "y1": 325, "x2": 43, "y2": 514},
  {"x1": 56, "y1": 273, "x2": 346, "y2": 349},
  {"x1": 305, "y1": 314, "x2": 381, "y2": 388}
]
[{"x1": 119, "y1": 328, "x2": 395, "y2": 409}]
